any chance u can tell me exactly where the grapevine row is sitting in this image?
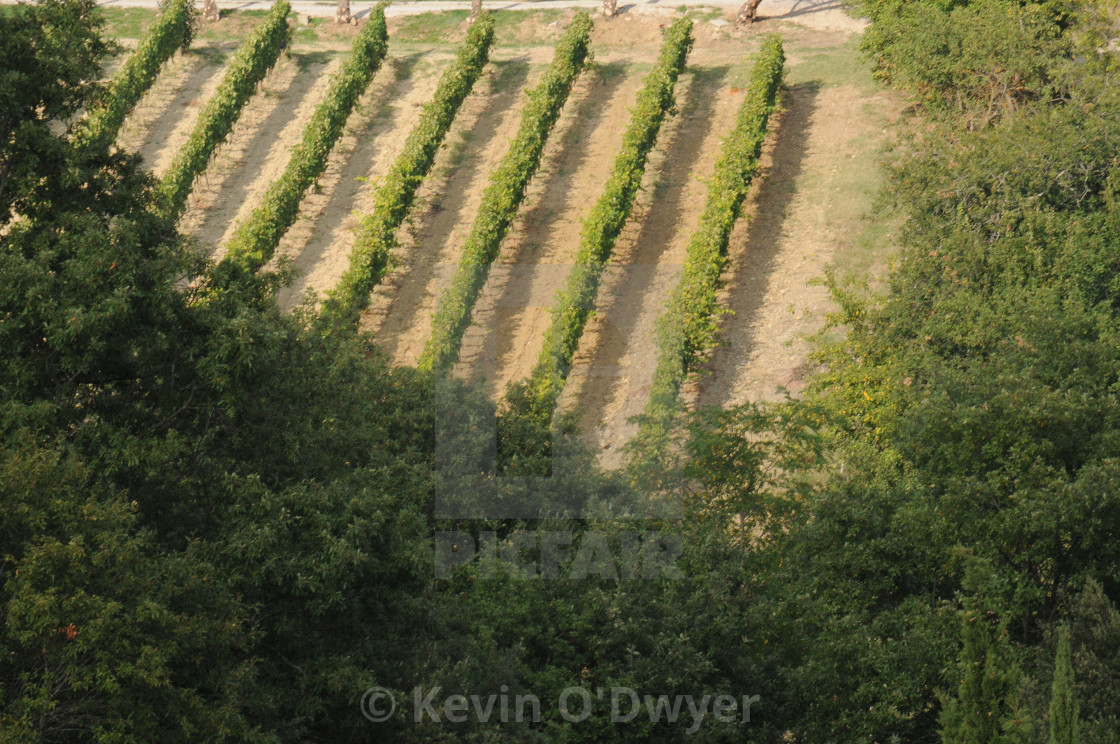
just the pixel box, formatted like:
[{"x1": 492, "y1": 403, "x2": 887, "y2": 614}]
[
  {"x1": 417, "y1": 11, "x2": 594, "y2": 374},
  {"x1": 632, "y1": 34, "x2": 785, "y2": 457},
  {"x1": 74, "y1": 0, "x2": 196, "y2": 154},
  {"x1": 503, "y1": 18, "x2": 694, "y2": 428},
  {"x1": 318, "y1": 13, "x2": 496, "y2": 330},
  {"x1": 218, "y1": 3, "x2": 389, "y2": 277},
  {"x1": 156, "y1": 0, "x2": 291, "y2": 223}
]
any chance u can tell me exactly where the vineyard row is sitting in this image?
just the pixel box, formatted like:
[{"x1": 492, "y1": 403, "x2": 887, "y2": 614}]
[
  {"x1": 633, "y1": 34, "x2": 785, "y2": 460},
  {"x1": 418, "y1": 11, "x2": 595, "y2": 374}
]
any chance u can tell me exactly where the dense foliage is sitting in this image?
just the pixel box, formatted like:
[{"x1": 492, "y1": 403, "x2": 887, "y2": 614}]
[
  {"x1": 0, "y1": 0, "x2": 114, "y2": 222},
  {"x1": 157, "y1": 0, "x2": 290, "y2": 222},
  {"x1": 4, "y1": 0, "x2": 1120, "y2": 741},
  {"x1": 319, "y1": 13, "x2": 495, "y2": 328},
  {"x1": 72, "y1": 0, "x2": 196, "y2": 154},
  {"x1": 497, "y1": 17, "x2": 693, "y2": 467},
  {"x1": 854, "y1": 0, "x2": 1074, "y2": 127},
  {"x1": 2, "y1": 6, "x2": 757, "y2": 741},
  {"x1": 418, "y1": 11, "x2": 593, "y2": 373},
  {"x1": 219, "y1": 3, "x2": 388, "y2": 278},
  {"x1": 729, "y1": 1, "x2": 1120, "y2": 741}
]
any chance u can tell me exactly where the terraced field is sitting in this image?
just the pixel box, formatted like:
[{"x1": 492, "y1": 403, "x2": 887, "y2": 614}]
[{"x1": 106, "y1": 3, "x2": 899, "y2": 466}]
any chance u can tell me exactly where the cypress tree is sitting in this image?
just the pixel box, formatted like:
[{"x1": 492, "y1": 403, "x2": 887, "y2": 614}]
[{"x1": 1049, "y1": 626, "x2": 1081, "y2": 744}]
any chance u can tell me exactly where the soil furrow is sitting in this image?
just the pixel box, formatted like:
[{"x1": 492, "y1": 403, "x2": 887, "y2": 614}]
[
  {"x1": 362, "y1": 54, "x2": 538, "y2": 366},
  {"x1": 694, "y1": 82, "x2": 897, "y2": 408},
  {"x1": 452, "y1": 58, "x2": 643, "y2": 399},
  {"x1": 182, "y1": 54, "x2": 338, "y2": 254},
  {"x1": 561, "y1": 64, "x2": 735, "y2": 468},
  {"x1": 275, "y1": 52, "x2": 451, "y2": 311},
  {"x1": 117, "y1": 46, "x2": 230, "y2": 173}
]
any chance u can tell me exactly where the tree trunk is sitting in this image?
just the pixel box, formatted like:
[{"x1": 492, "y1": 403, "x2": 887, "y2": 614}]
[
  {"x1": 469, "y1": 0, "x2": 482, "y2": 23},
  {"x1": 602, "y1": 0, "x2": 618, "y2": 18},
  {"x1": 335, "y1": 0, "x2": 351, "y2": 24},
  {"x1": 735, "y1": 0, "x2": 764, "y2": 26},
  {"x1": 202, "y1": 0, "x2": 220, "y2": 22}
]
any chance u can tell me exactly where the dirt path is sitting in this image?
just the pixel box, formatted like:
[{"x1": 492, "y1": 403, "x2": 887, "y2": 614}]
[
  {"x1": 363, "y1": 54, "x2": 541, "y2": 365},
  {"x1": 116, "y1": 47, "x2": 229, "y2": 174},
  {"x1": 182, "y1": 54, "x2": 339, "y2": 255},
  {"x1": 452, "y1": 58, "x2": 642, "y2": 397},
  {"x1": 694, "y1": 81, "x2": 899, "y2": 407},
  {"x1": 561, "y1": 63, "x2": 741, "y2": 467},
  {"x1": 275, "y1": 53, "x2": 452, "y2": 311}
]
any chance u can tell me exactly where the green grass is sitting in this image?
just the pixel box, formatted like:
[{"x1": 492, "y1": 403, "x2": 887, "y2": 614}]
[
  {"x1": 827, "y1": 125, "x2": 900, "y2": 285},
  {"x1": 786, "y1": 37, "x2": 876, "y2": 91},
  {"x1": 392, "y1": 10, "x2": 471, "y2": 44},
  {"x1": 93, "y1": 7, "x2": 590, "y2": 47},
  {"x1": 292, "y1": 16, "x2": 328, "y2": 43},
  {"x1": 98, "y1": 7, "x2": 283, "y2": 43},
  {"x1": 492, "y1": 7, "x2": 567, "y2": 33},
  {"x1": 782, "y1": 36, "x2": 896, "y2": 282},
  {"x1": 391, "y1": 9, "x2": 571, "y2": 46},
  {"x1": 99, "y1": 7, "x2": 157, "y2": 38},
  {"x1": 685, "y1": 7, "x2": 726, "y2": 22}
]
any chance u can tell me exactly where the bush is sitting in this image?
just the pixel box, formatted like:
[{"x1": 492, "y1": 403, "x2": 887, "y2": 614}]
[{"x1": 861, "y1": 0, "x2": 1067, "y2": 127}]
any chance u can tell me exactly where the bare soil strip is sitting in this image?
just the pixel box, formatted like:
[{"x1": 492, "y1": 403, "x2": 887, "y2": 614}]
[
  {"x1": 452, "y1": 58, "x2": 643, "y2": 398},
  {"x1": 275, "y1": 53, "x2": 452, "y2": 311},
  {"x1": 182, "y1": 55, "x2": 339, "y2": 254},
  {"x1": 561, "y1": 65, "x2": 737, "y2": 468},
  {"x1": 117, "y1": 47, "x2": 228, "y2": 172},
  {"x1": 694, "y1": 82, "x2": 898, "y2": 408},
  {"x1": 363, "y1": 55, "x2": 539, "y2": 366}
]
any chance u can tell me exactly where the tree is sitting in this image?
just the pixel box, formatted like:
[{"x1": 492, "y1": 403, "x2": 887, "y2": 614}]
[
  {"x1": 0, "y1": 3, "x2": 437, "y2": 739},
  {"x1": 1062, "y1": 580, "x2": 1120, "y2": 743},
  {"x1": 940, "y1": 566, "x2": 1032, "y2": 744},
  {"x1": 0, "y1": 0, "x2": 113, "y2": 221},
  {"x1": 1049, "y1": 626, "x2": 1081, "y2": 744},
  {"x1": 736, "y1": 0, "x2": 763, "y2": 26}
]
